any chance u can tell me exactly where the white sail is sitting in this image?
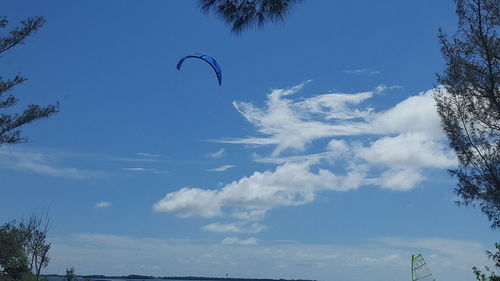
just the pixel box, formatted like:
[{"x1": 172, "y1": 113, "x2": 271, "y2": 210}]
[{"x1": 411, "y1": 254, "x2": 436, "y2": 281}]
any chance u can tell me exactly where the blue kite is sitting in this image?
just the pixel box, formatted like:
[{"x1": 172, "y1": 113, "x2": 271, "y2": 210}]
[{"x1": 176, "y1": 53, "x2": 222, "y2": 86}]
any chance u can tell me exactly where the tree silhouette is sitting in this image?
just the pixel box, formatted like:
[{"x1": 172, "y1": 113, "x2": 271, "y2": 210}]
[
  {"x1": 198, "y1": 0, "x2": 304, "y2": 33},
  {"x1": 434, "y1": 0, "x2": 499, "y2": 228},
  {"x1": 0, "y1": 16, "x2": 59, "y2": 145}
]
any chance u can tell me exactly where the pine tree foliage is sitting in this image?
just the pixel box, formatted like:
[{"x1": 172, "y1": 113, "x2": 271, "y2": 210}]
[
  {"x1": 473, "y1": 244, "x2": 500, "y2": 281},
  {"x1": 434, "y1": 0, "x2": 500, "y2": 228},
  {"x1": 198, "y1": 0, "x2": 303, "y2": 33},
  {"x1": 0, "y1": 16, "x2": 59, "y2": 145},
  {"x1": 488, "y1": 243, "x2": 500, "y2": 268}
]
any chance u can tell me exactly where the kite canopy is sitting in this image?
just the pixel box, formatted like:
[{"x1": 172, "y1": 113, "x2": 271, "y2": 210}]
[{"x1": 176, "y1": 53, "x2": 222, "y2": 86}]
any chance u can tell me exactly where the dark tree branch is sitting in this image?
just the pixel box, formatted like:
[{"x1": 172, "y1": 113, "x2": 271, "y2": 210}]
[
  {"x1": 0, "y1": 16, "x2": 45, "y2": 55},
  {"x1": 435, "y1": 0, "x2": 500, "y2": 228},
  {"x1": 0, "y1": 16, "x2": 59, "y2": 146}
]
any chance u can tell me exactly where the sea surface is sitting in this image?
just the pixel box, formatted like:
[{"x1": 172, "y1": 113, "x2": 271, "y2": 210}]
[
  {"x1": 45, "y1": 277, "x2": 289, "y2": 281},
  {"x1": 47, "y1": 277, "x2": 223, "y2": 281}
]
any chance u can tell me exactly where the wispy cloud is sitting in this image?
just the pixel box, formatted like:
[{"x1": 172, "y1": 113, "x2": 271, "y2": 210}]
[
  {"x1": 374, "y1": 84, "x2": 402, "y2": 93},
  {"x1": 207, "y1": 165, "x2": 236, "y2": 172},
  {"x1": 378, "y1": 237, "x2": 485, "y2": 258},
  {"x1": 219, "y1": 83, "x2": 375, "y2": 155},
  {"x1": 123, "y1": 167, "x2": 151, "y2": 171},
  {"x1": 0, "y1": 147, "x2": 102, "y2": 180},
  {"x1": 221, "y1": 237, "x2": 258, "y2": 246},
  {"x1": 218, "y1": 83, "x2": 446, "y2": 154},
  {"x1": 203, "y1": 222, "x2": 266, "y2": 234},
  {"x1": 46, "y1": 233, "x2": 489, "y2": 281},
  {"x1": 343, "y1": 68, "x2": 380, "y2": 75},
  {"x1": 110, "y1": 156, "x2": 165, "y2": 162},
  {"x1": 95, "y1": 201, "x2": 111, "y2": 208},
  {"x1": 135, "y1": 152, "x2": 162, "y2": 158},
  {"x1": 122, "y1": 167, "x2": 168, "y2": 174},
  {"x1": 207, "y1": 148, "x2": 225, "y2": 158}
]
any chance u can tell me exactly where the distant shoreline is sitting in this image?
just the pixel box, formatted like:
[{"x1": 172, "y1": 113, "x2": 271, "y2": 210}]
[{"x1": 42, "y1": 274, "x2": 316, "y2": 281}]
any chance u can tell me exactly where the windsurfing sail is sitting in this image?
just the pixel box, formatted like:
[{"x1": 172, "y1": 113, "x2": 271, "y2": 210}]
[
  {"x1": 176, "y1": 53, "x2": 222, "y2": 85},
  {"x1": 411, "y1": 254, "x2": 436, "y2": 281}
]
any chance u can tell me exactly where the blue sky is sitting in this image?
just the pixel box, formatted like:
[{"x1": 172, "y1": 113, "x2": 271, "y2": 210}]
[{"x1": 1, "y1": 1, "x2": 498, "y2": 281}]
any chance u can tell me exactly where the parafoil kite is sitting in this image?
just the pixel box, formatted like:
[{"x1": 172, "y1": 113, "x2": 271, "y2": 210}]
[{"x1": 176, "y1": 53, "x2": 222, "y2": 86}]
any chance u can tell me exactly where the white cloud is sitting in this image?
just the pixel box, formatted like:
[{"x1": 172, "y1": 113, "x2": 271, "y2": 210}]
[
  {"x1": 153, "y1": 187, "x2": 222, "y2": 218},
  {"x1": 369, "y1": 168, "x2": 425, "y2": 191},
  {"x1": 203, "y1": 222, "x2": 266, "y2": 234},
  {"x1": 156, "y1": 83, "x2": 458, "y2": 220},
  {"x1": 221, "y1": 237, "x2": 258, "y2": 246},
  {"x1": 207, "y1": 148, "x2": 225, "y2": 158},
  {"x1": 355, "y1": 133, "x2": 456, "y2": 170},
  {"x1": 370, "y1": 90, "x2": 446, "y2": 138},
  {"x1": 0, "y1": 147, "x2": 101, "y2": 180},
  {"x1": 207, "y1": 165, "x2": 236, "y2": 172},
  {"x1": 95, "y1": 201, "x2": 111, "y2": 208},
  {"x1": 154, "y1": 161, "x2": 348, "y2": 219}
]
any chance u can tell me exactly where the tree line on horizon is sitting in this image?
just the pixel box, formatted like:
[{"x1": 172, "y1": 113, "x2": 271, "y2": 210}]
[
  {"x1": 1, "y1": 1, "x2": 498, "y2": 280},
  {"x1": 46, "y1": 271, "x2": 316, "y2": 281}
]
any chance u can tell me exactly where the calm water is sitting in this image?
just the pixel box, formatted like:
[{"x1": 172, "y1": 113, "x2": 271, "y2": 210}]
[{"x1": 47, "y1": 277, "x2": 229, "y2": 281}]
